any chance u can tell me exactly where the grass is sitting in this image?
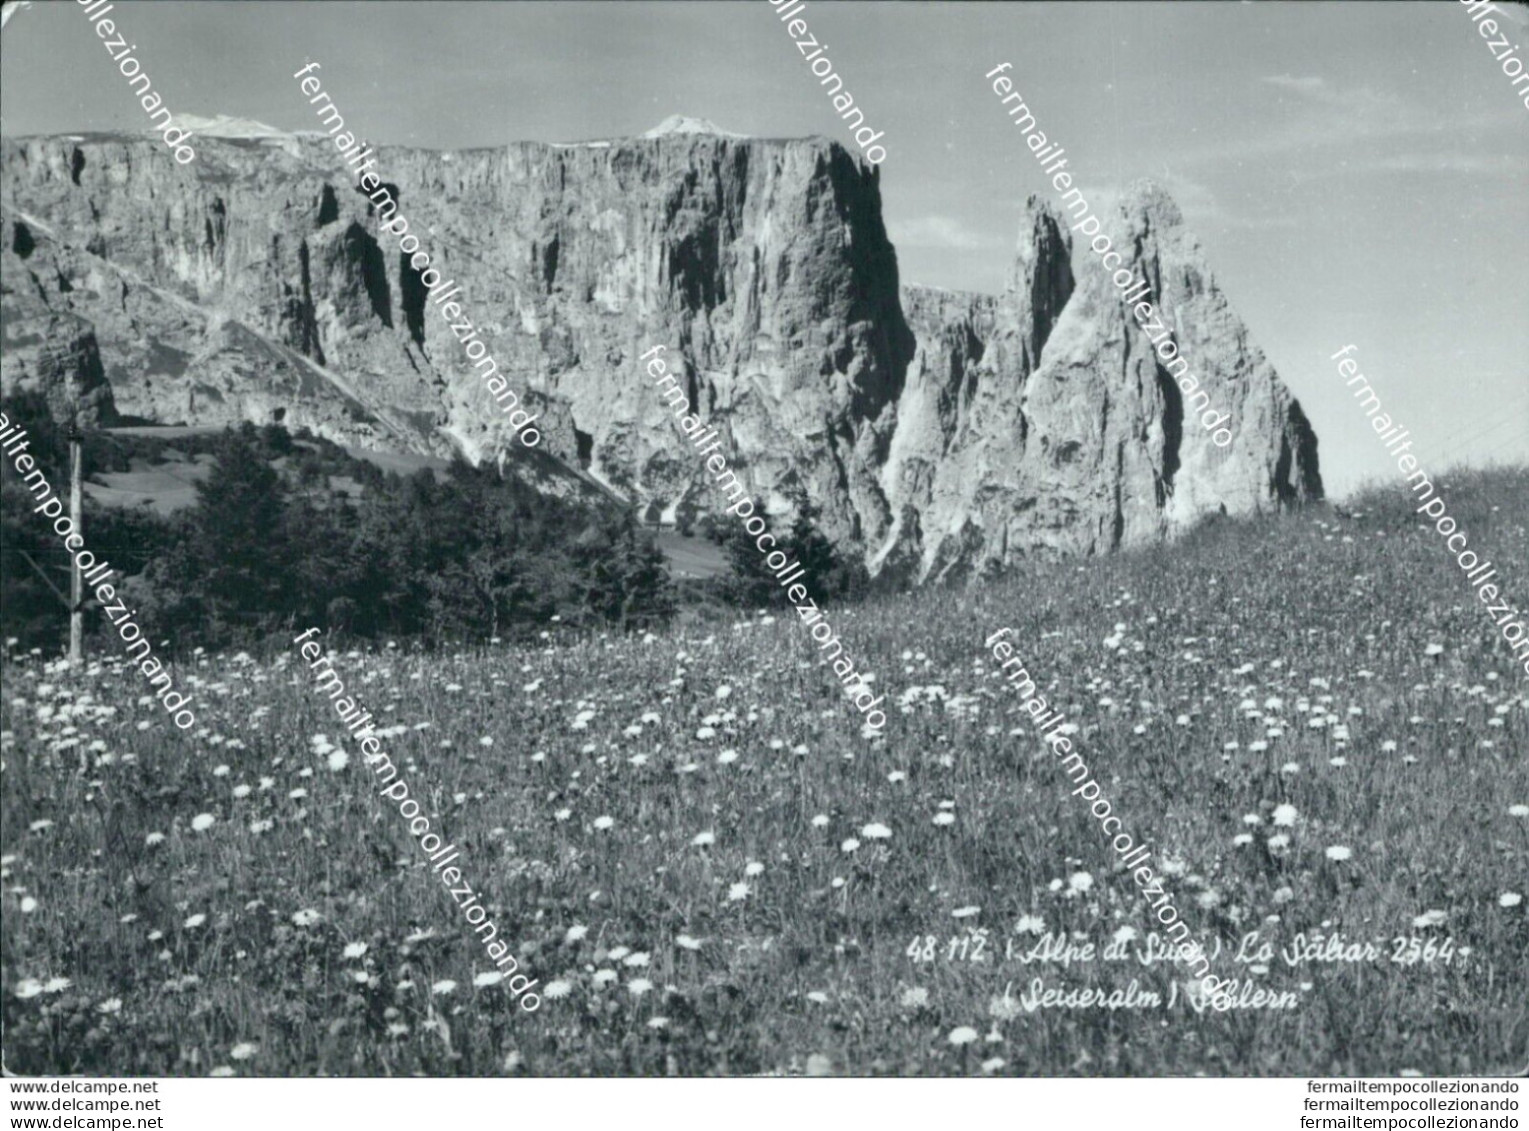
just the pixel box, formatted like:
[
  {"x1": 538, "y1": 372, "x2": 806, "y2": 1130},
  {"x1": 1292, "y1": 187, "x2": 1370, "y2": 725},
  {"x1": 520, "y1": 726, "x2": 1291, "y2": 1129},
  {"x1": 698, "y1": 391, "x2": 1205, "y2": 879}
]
[{"x1": 2, "y1": 466, "x2": 1526, "y2": 1077}]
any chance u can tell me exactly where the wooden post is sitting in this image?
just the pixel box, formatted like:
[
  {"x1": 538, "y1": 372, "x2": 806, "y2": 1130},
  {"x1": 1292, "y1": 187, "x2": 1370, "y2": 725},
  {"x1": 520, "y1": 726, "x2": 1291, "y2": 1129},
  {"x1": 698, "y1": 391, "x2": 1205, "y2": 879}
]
[{"x1": 68, "y1": 423, "x2": 83, "y2": 665}]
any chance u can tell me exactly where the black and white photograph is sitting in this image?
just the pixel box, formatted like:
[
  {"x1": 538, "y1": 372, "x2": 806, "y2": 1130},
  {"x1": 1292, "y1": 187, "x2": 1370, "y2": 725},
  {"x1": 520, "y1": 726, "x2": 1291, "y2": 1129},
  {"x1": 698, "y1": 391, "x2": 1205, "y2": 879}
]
[{"x1": 0, "y1": 0, "x2": 1526, "y2": 1115}]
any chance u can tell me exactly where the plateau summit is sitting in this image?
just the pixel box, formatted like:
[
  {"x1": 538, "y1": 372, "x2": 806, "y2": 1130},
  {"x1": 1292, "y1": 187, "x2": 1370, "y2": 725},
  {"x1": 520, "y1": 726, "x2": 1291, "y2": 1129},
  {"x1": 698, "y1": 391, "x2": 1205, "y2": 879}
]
[{"x1": 0, "y1": 119, "x2": 1321, "y2": 581}]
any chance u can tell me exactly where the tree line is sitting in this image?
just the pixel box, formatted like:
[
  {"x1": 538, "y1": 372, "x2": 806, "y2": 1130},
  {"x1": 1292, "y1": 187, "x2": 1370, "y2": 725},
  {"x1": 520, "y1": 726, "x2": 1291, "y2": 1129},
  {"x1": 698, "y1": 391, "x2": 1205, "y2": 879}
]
[{"x1": 0, "y1": 392, "x2": 867, "y2": 656}]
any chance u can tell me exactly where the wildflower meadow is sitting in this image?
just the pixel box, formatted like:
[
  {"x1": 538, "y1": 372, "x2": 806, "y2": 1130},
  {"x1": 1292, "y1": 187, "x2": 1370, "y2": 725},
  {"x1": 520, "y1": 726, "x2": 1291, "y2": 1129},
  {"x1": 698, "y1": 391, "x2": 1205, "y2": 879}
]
[{"x1": 3, "y1": 468, "x2": 1526, "y2": 1077}]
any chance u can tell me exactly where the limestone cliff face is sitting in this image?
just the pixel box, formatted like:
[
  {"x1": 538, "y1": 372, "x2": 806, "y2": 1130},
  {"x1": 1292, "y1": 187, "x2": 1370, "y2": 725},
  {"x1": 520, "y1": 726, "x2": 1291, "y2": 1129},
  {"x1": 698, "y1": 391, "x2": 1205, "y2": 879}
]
[
  {"x1": 2, "y1": 214, "x2": 117, "y2": 426},
  {"x1": 375, "y1": 135, "x2": 914, "y2": 547},
  {"x1": 0, "y1": 129, "x2": 1318, "y2": 580},
  {"x1": 0, "y1": 138, "x2": 433, "y2": 449},
  {"x1": 0, "y1": 130, "x2": 912, "y2": 545},
  {"x1": 889, "y1": 187, "x2": 1321, "y2": 581}
]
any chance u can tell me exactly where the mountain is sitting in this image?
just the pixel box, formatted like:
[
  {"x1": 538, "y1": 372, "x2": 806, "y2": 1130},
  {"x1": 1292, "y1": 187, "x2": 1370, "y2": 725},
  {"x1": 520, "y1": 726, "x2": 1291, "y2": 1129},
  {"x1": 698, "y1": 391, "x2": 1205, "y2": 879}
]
[
  {"x1": 890, "y1": 184, "x2": 1322, "y2": 580},
  {"x1": 640, "y1": 115, "x2": 747, "y2": 139},
  {"x1": 0, "y1": 120, "x2": 1320, "y2": 581},
  {"x1": 163, "y1": 114, "x2": 296, "y2": 141}
]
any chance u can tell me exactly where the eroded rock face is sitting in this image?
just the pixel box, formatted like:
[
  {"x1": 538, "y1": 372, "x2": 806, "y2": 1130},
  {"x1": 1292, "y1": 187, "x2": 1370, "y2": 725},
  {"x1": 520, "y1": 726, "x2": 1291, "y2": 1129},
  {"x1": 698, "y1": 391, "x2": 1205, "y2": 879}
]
[
  {"x1": 0, "y1": 131, "x2": 1318, "y2": 581},
  {"x1": 890, "y1": 187, "x2": 1322, "y2": 581},
  {"x1": 0, "y1": 130, "x2": 913, "y2": 543},
  {"x1": 1, "y1": 219, "x2": 117, "y2": 426},
  {"x1": 0, "y1": 141, "x2": 432, "y2": 449},
  {"x1": 375, "y1": 135, "x2": 915, "y2": 547}
]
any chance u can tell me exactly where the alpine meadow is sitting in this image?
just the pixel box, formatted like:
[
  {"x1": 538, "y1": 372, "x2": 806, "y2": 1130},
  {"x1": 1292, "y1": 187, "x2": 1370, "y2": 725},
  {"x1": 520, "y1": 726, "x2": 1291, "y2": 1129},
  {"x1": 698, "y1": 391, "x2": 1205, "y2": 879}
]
[{"x1": 1, "y1": 0, "x2": 1527, "y2": 1105}]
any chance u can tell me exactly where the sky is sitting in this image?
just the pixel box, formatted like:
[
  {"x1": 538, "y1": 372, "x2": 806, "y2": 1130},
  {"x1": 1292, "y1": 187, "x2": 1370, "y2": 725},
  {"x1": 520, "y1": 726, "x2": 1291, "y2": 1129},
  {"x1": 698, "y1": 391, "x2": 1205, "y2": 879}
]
[{"x1": 1, "y1": 0, "x2": 1525, "y2": 497}]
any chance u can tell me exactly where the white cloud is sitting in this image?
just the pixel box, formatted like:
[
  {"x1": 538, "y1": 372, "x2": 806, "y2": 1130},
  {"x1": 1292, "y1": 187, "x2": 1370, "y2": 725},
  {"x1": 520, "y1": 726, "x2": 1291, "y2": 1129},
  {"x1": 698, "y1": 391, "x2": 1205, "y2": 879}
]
[
  {"x1": 1301, "y1": 151, "x2": 1529, "y2": 180},
  {"x1": 1367, "y1": 152, "x2": 1529, "y2": 175},
  {"x1": 1496, "y1": 2, "x2": 1529, "y2": 26},
  {"x1": 1262, "y1": 75, "x2": 1329, "y2": 97},
  {"x1": 888, "y1": 215, "x2": 988, "y2": 251},
  {"x1": 1116, "y1": 172, "x2": 1299, "y2": 232},
  {"x1": 1190, "y1": 74, "x2": 1522, "y2": 166}
]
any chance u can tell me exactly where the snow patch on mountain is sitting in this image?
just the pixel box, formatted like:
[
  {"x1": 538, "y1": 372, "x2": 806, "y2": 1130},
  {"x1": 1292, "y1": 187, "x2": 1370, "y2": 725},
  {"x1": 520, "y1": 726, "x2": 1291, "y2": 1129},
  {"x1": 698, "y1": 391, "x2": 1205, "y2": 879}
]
[
  {"x1": 163, "y1": 114, "x2": 294, "y2": 140},
  {"x1": 641, "y1": 115, "x2": 745, "y2": 139}
]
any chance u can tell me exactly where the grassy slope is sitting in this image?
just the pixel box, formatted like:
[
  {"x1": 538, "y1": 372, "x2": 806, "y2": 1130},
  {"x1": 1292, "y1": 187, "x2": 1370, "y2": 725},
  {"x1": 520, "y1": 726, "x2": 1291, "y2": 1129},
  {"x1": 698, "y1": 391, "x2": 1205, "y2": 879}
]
[{"x1": 1, "y1": 467, "x2": 1525, "y2": 1077}]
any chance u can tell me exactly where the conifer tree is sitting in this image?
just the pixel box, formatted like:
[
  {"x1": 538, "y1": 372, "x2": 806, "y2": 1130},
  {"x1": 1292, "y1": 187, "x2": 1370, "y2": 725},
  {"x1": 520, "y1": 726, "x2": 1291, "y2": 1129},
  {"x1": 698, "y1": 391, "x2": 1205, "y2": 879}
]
[{"x1": 181, "y1": 423, "x2": 294, "y2": 633}]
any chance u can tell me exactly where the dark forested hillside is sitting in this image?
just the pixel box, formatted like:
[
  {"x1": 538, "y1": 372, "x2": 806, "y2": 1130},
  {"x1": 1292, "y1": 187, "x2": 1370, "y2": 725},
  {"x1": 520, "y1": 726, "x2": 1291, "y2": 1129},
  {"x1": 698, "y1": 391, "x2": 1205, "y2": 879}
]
[{"x1": 0, "y1": 396, "x2": 677, "y2": 650}]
